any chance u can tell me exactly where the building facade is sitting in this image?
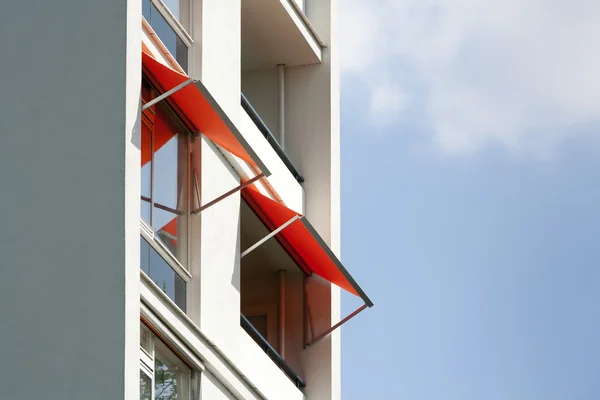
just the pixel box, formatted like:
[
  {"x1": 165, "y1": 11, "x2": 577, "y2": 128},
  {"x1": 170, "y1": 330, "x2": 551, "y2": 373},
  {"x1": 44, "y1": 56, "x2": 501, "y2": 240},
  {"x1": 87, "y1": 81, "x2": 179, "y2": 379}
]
[{"x1": 0, "y1": 0, "x2": 372, "y2": 399}]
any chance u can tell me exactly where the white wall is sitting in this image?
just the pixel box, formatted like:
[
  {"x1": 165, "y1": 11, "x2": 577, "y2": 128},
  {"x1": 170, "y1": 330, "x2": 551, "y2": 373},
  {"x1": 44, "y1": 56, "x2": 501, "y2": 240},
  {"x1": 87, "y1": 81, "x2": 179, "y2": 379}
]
[
  {"x1": 202, "y1": 371, "x2": 237, "y2": 400},
  {"x1": 188, "y1": 0, "x2": 246, "y2": 362},
  {"x1": 239, "y1": 107, "x2": 304, "y2": 213},
  {"x1": 0, "y1": 0, "x2": 141, "y2": 399},
  {"x1": 198, "y1": 138, "x2": 242, "y2": 359},
  {"x1": 239, "y1": 330, "x2": 306, "y2": 400},
  {"x1": 286, "y1": 0, "x2": 342, "y2": 398},
  {"x1": 192, "y1": 0, "x2": 241, "y2": 124}
]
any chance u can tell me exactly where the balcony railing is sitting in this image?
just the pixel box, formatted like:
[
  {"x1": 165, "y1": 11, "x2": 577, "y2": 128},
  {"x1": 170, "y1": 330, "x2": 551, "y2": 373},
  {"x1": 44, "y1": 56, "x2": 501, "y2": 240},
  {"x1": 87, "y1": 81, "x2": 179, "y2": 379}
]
[
  {"x1": 240, "y1": 314, "x2": 306, "y2": 388},
  {"x1": 241, "y1": 94, "x2": 304, "y2": 183}
]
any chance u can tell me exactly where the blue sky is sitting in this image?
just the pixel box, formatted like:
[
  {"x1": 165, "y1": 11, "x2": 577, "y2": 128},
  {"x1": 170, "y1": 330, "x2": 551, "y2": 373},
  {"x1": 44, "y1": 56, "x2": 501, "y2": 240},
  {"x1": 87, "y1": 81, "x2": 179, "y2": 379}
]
[{"x1": 339, "y1": 1, "x2": 600, "y2": 398}]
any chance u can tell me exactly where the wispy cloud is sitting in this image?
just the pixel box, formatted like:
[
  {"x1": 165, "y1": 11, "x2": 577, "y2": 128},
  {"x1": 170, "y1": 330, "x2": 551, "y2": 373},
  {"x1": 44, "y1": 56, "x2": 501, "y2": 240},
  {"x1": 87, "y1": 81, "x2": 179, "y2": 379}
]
[{"x1": 340, "y1": 0, "x2": 600, "y2": 155}]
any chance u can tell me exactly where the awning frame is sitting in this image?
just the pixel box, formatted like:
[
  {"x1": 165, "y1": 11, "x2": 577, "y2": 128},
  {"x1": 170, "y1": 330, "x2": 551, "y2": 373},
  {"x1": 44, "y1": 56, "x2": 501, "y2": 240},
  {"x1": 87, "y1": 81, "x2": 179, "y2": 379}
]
[
  {"x1": 239, "y1": 208, "x2": 373, "y2": 346},
  {"x1": 240, "y1": 214, "x2": 302, "y2": 258},
  {"x1": 141, "y1": 52, "x2": 271, "y2": 175},
  {"x1": 142, "y1": 78, "x2": 195, "y2": 111},
  {"x1": 304, "y1": 301, "x2": 368, "y2": 348},
  {"x1": 191, "y1": 173, "x2": 265, "y2": 215},
  {"x1": 141, "y1": 56, "x2": 272, "y2": 216}
]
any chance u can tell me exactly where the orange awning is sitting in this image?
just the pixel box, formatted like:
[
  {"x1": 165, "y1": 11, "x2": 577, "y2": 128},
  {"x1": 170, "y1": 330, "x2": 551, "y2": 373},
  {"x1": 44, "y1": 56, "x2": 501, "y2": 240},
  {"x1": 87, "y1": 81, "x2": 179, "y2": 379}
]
[
  {"x1": 141, "y1": 50, "x2": 267, "y2": 173},
  {"x1": 242, "y1": 187, "x2": 373, "y2": 306}
]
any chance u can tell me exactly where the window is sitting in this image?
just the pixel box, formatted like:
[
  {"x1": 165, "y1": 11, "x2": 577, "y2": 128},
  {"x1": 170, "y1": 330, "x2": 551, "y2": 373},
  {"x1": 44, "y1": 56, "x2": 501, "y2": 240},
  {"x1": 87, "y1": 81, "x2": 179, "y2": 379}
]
[
  {"x1": 140, "y1": 323, "x2": 192, "y2": 400},
  {"x1": 140, "y1": 77, "x2": 199, "y2": 313},
  {"x1": 143, "y1": 0, "x2": 191, "y2": 72},
  {"x1": 141, "y1": 78, "x2": 191, "y2": 266},
  {"x1": 141, "y1": 236, "x2": 187, "y2": 311}
]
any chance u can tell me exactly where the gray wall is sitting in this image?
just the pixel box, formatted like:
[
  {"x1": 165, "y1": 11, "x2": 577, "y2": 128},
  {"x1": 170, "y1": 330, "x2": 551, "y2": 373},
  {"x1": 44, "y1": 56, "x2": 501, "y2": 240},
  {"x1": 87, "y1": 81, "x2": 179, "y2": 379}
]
[{"x1": 0, "y1": 1, "x2": 141, "y2": 399}]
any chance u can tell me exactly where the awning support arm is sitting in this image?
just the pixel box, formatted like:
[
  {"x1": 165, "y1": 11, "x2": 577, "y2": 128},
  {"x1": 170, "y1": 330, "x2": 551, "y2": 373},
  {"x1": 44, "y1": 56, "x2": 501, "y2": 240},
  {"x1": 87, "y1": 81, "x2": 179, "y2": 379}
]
[
  {"x1": 142, "y1": 78, "x2": 195, "y2": 110},
  {"x1": 192, "y1": 173, "x2": 264, "y2": 215},
  {"x1": 241, "y1": 215, "x2": 301, "y2": 258},
  {"x1": 306, "y1": 303, "x2": 368, "y2": 347}
]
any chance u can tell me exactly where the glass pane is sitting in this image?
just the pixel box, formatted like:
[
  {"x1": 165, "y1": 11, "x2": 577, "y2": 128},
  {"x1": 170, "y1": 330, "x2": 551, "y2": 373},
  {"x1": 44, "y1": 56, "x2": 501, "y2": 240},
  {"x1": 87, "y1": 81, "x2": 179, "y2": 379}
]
[
  {"x1": 176, "y1": 36, "x2": 188, "y2": 73},
  {"x1": 142, "y1": 0, "x2": 151, "y2": 22},
  {"x1": 163, "y1": 0, "x2": 179, "y2": 19},
  {"x1": 140, "y1": 237, "x2": 187, "y2": 312},
  {"x1": 140, "y1": 323, "x2": 152, "y2": 354},
  {"x1": 150, "y1": 5, "x2": 188, "y2": 72},
  {"x1": 140, "y1": 237, "x2": 151, "y2": 276},
  {"x1": 155, "y1": 341, "x2": 189, "y2": 400},
  {"x1": 153, "y1": 104, "x2": 188, "y2": 265},
  {"x1": 152, "y1": 7, "x2": 178, "y2": 61},
  {"x1": 140, "y1": 369, "x2": 152, "y2": 400},
  {"x1": 141, "y1": 82, "x2": 153, "y2": 225}
]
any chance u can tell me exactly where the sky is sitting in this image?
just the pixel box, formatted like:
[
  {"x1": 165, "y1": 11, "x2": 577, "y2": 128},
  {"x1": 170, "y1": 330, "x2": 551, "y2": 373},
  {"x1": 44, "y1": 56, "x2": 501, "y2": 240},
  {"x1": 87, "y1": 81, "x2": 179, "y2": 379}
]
[{"x1": 339, "y1": 1, "x2": 600, "y2": 399}]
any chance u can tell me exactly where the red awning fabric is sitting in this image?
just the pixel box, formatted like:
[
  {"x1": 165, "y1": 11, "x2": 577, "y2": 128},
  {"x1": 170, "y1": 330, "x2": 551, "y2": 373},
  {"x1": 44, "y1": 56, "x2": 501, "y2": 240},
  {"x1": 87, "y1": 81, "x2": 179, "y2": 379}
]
[
  {"x1": 243, "y1": 187, "x2": 373, "y2": 306},
  {"x1": 141, "y1": 50, "x2": 263, "y2": 169}
]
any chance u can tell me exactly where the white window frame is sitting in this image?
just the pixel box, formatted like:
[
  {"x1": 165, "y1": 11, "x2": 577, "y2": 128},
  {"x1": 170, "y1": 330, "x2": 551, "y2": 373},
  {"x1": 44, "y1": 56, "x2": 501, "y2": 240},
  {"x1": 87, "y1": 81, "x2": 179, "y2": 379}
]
[
  {"x1": 139, "y1": 318, "x2": 201, "y2": 400},
  {"x1": 141, "y1": 220, "x2": 192, "y2": 284},
  {"x1": 151, "y1": 0, "x2": 194, "y2": 47},
  {"x1": 140, "y1": 77, "x2": 194, "y2": 277}
]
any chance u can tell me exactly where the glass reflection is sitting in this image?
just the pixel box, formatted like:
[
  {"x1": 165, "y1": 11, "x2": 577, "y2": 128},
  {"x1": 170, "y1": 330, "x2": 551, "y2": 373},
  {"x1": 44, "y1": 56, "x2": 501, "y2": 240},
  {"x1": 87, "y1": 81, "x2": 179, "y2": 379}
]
[
  {"x1": 140, "y1": 370, "x2": 152, "y2": 400},
  {"x1": 140, "y1": 237, "x2": 187, "y2": 312}
]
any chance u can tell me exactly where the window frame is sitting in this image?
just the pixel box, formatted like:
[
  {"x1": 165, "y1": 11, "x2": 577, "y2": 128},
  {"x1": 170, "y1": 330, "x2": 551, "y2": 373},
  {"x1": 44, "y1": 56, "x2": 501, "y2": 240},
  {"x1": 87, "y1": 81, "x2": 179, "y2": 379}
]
[
  {"x1": 141, "y1": 308, "x2": 204, "y2": 372},
  {"x1": 151, "y1": 0, "x2": 193, "y2": 46},
  {"x1": 143, "y1": 0, "x2": 194, "y2": 73},
  {"x1": 139, "y1": 319, "x2": 200, "y2": 400},
  {"x1": 141, "y1": 225, "x2": 192, "y2": 284},
  {"x1": 140, "y1": 71, "x2": 203, "y2": 315},
  {"x1": 140, "y1": 75, "x2": 194, "y2": 275}
]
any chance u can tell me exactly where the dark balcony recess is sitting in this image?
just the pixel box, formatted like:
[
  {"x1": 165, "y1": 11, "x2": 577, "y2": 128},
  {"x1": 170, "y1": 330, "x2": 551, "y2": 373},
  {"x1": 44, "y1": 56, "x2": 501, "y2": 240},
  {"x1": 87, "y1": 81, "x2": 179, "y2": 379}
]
[
  {"x1": 241, "y1": 94, "x2": 305, "y2": 183},
  {"x1": 240, "y1": 314, "x2": 306, "y2": 388}
]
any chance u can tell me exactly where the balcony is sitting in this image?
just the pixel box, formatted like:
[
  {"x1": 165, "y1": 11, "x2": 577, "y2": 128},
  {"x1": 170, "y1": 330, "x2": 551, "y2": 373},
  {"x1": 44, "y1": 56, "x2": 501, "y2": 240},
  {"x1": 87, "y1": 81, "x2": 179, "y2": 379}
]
[
  {"x1": 241, "y1": 0, "x2": 323, "y2": 71},
  {"x1": 241, "y1": 315, "x2": 305, "y2": 387},
  {"x1": 239, "y1": 198, "x2": 307, "y2": 390},
  {"x1": 238, "y1": 95, "x2": 304, "y2": 214}
]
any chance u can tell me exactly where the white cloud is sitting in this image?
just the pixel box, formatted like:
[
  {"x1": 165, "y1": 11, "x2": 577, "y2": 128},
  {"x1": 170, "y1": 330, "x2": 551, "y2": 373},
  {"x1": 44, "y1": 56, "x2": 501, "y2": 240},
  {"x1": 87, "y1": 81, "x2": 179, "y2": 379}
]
[
  {"x1": 369, "y1": 83, "x2": 409, "y2": 122},
  {"x1": 340, "y1": 0, "x2": 600, "y2": 155}
]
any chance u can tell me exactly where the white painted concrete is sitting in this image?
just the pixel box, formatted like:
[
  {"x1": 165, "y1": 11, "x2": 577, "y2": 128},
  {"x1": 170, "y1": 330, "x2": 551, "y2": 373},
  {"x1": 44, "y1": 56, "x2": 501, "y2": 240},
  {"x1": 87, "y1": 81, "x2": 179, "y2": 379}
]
[
  {"x1": 239, "y1": 330, "x2": 305, "y2": 400},
  {"x1": 192, "y1": 0, "x2": 241, "y2": 124},
  {"x1": 141, "y1": 276, "x2": 264, "y2": 399},
  {"x1": 203, "y1": 371, "x2": 238, "y2": 400},
  {"x1": 241, "y1": 0, "x2": 321, "y2": 71},
  {"x1": 239, "y1": 106, "x2": 304, "y2": 213},
  {"x1": 285, "y1": 0, "x2": 342, "y2": 397},
  {"x1": 199, "y1": 137, "x2": 243, "y2": 359},
  {"x1": 0, "y1": 1, "x2": 141, "y2": 399}
]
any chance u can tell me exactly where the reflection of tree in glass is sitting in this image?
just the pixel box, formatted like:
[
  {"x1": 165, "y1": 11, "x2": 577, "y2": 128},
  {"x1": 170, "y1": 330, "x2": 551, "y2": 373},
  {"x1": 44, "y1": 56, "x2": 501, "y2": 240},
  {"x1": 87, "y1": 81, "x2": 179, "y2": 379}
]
[
  {"x1": 155, "y1": 358, "x2": 180, "y2": 400},
  {"x1": 156, "y1": 280, "x2": 168, "y2": 293},
  {"x1": 140, "y1": 373, "x2": 152, "y2": 400}
]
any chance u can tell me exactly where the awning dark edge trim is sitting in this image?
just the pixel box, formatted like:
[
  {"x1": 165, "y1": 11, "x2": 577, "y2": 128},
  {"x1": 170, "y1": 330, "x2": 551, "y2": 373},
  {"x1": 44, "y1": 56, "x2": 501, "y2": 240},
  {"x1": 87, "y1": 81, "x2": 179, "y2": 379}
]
[
  {"x1": 300, "y1": 218, "x2": 374, "y2": 307},
  {"x1": 192, "y1": 82, "x2": 271, "y2": 178}
]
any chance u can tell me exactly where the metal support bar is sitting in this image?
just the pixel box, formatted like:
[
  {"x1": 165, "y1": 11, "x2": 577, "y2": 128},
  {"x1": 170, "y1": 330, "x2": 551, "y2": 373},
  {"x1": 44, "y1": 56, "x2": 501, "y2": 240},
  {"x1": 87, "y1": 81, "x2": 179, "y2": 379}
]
[
  {"x1": 241, "y1": 215, "x2": 301, "y2": 258},
  {"x1": 191, "y1": 173, "x2": 264, "y2": 215},
  {"x1": 141, "y1": 196, "x2": 184, "y2": 215},
  {"x1": 306, "y1": 304, "x2": 368, "y2": 347},
  {"x1": 142, "y1": 78, "x2": 195, "y2": 110},
  {"x1": 278, "y1": 270, "x2": 286, "y2": 359},
  {"x1": 277, "y1": 64, "x2": 285, "y2": 150}
]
